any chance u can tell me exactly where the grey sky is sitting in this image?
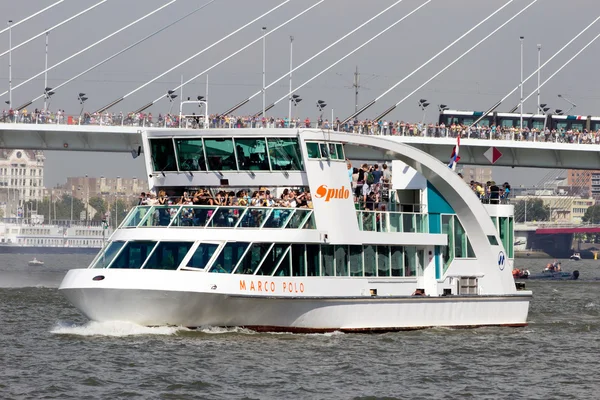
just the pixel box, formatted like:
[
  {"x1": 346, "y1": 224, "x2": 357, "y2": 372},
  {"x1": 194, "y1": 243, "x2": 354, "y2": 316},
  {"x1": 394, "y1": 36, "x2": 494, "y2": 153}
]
[{"x1": 1, "y1": 0, "x2": 599, "y2": 187}]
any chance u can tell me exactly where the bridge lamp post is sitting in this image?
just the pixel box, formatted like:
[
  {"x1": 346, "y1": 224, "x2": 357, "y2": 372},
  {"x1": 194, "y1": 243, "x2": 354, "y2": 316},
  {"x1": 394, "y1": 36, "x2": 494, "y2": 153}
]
[
  {"x1": 419, "y1": 99, "x2": 430, "y2": 126},
  {"x1": 8, "y1": 20, "x2": 12, "y2": 108},
  {"x1": 291, "y1": 95, "x2": 302, "y2": 126},
  {"x1": 77, "y1": 93, "x2": 88, "y2": 124},
  {"x1": 557, "y1": 94, "x2": 577, "y2": 115},
  {"x1": 44, "y1": 87, "x2": 55, "y2": 111},
  {"x1": 519, "y1": 36, "x2": 524, "y2": 135},
  {"x1": 262, "y1": 26, "x2": 267, "y2": 124},
  {"x1": 317, "y1": 100, "x2": 327, "y2": 128}
]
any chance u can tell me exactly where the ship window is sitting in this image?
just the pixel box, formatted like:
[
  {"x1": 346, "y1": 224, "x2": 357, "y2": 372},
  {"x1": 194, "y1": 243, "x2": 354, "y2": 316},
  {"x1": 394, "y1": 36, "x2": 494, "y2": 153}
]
[
  {"x1": 442, "y1": 215, "x2": 454, "y2": 271},
  {"x1": 404, "y1": 246, "x2": 417, "y2": 277},
  {"x1": 328, "y1": 143, "x2": 339, "y2": 160},
  {"x1": 204, "y1": 138, "x2": 237, "y2": 171},
  {"x1": 291, "y1": 244, "x2": 306, "y2": 276},
  {"x1": 122, "y1": 206, "x2": 151, "y2": 227},
  {"x1": 207, "y1": 207, "x2": 244, "y2": 228},
  {"x1": 175, "y1": 138, "x2": 207, "y2": 171},
  {"x1": 267, "y1": 138, "x2": 304, "y2": 171},
  {"x1": 235, "y1": 243, "x2": 272, "y2": 275},
  {"x1": 234, "y1": 138, "x2": 270, "y2": 170},
  {"x1": 286, "y1": 209, "x2": 311, "y2": 229},
  {"x1": 508, "y1": 217, "x2": 514, "y2": 258},
  {"x1": 319, "y1": 143, "x2": 329, "y2": 158},
  {"x1": 377, "y1": 246, "x2": 391, "y2": 277},
  {"x1": 306, "y1": 142, "x2": 321, "y2": 159},
  {"x1": 336, "y1": 143, "x2": 344, "y2": 160},
  {"x1": 149, "y1": 139, "x2": 177, "y2": 172},
  {"x1": 391, "y1": 246, "x2": 404, "y2": 276},
  {"x1": 110, "y1": 241, "x2": 156, "y2": 269},
  {"x1": 454, "y1": 217, "x2": 467, "y2": 258},
  {"x1": 143, "y1": 241, "x2": 193, "y2": 270},
  {"x1": 273, "y1": 247, "x2": 291, "y2": 277},
  {"x1": 91, "y1": 241, "x2": 125, "y2": 268},
  {"x1": 458, "y1": 277, "x2": 478, "y2": 295},
  {"x1": 349, "y1": 245, "x2": 363, "y2": 276},
  {"x1": 499, "y1": 217, "x2": 509, "y2": 256},
  {"x1": 257, "y1": 244, "x2": 289, "y2": 276},
  {"x1": 335, "y1": 245, "x2": 348, "y2": 277},
  {"x1": 306, "y1": 244, "x2": 321, "y2": 276},
  {"x1": 209, "y1": 242, "x2": 249, "y2": 273},
  {"x1": 321, "y1": 245, "x2": 335, "y2": 276},
  {"x1": 363, "y1": 245, "x2": 376, "y2": 277}
]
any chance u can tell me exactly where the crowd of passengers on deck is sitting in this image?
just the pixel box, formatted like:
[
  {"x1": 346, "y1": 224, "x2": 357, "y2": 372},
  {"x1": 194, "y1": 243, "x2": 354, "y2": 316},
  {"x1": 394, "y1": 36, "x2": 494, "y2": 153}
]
[
  {"x1": 467, "y1": 180, "x2": 511, "y2": 204},
  {"x1": 4, "y1": 108, "x2": 600, "y2": 145}
]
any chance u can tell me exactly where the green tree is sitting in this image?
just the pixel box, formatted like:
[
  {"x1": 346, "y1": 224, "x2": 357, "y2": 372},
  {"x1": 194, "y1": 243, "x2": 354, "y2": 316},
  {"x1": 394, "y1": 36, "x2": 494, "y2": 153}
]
[
  {"x1": 24, "y1": 195, "x2": 85, "y2": 222},
  {"x1": 582, "y1": 205, "x2": 600, "y2": 224},
  {"x1": 89, "y1": 197, "x2": 108, "y2": 221},
  {"x1": 514, "y1": 199, "x2": 550, "y2": 223}
]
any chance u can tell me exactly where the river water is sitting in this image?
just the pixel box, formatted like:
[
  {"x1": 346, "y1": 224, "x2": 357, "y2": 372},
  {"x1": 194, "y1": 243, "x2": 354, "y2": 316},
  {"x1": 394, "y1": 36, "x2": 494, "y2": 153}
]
[{"x1": 1, "y1": 254, "x2": 599, "y2": 400}]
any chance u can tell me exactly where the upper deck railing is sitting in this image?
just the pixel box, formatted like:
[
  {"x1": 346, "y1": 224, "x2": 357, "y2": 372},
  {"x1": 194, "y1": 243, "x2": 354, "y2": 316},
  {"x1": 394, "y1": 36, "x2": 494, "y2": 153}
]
[
  {"x1": 2, "y1": 111, "x2": 599, "y2": 146},
  {"x1": 121, "y1": 205, "x2": 316, "y2": 230}
]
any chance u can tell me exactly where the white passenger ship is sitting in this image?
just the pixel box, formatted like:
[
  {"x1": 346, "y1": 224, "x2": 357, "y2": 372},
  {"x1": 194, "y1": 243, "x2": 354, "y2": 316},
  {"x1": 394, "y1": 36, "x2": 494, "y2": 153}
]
[{"x1": 59, "y1": 128, "x2": 531, "y2": 332}]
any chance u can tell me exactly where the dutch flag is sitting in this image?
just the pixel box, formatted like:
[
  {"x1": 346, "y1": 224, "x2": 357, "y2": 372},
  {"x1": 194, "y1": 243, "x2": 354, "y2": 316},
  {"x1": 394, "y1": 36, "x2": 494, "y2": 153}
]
[{"x1": 448, "y1": 136, "x2": 460, "y2": 170}]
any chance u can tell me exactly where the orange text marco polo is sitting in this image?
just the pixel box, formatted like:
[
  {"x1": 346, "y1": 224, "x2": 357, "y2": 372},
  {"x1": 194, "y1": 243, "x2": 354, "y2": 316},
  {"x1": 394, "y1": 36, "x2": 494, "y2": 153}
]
[{"x1": 314, "y1": 185, "x2": 350, "y2": 202}]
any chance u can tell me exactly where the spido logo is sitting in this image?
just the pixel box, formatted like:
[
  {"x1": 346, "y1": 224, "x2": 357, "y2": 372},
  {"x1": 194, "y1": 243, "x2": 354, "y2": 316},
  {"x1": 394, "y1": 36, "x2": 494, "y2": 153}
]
[{"x1": 315, "y1": 185, "x2": 350, "y2": 202}]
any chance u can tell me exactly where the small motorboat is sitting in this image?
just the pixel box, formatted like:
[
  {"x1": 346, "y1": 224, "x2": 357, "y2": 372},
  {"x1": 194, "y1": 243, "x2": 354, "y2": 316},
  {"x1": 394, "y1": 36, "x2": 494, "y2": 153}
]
[
  {"x1": 514, "y1": 261, "x2": 579, "y2": 280},
  {"x1": 569, "y1": 252, "x2": 581, "y2": 261},
  {"x1": 28, "y1": 258, "x2": 44, "y2": 266}
]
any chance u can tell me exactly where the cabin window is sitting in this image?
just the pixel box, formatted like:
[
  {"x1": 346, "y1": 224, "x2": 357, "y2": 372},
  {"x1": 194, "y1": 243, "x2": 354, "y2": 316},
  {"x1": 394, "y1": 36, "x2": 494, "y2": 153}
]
[
  {"x1": 204, "y1": 138, "x2": 237, "y2": 171},
  {"x1": 209, "y1": 242, "x2": 249, "y2": 273},
  {"x1": 175, "y1": 138, "x2": 207, "y2": 171},
  {"x1": 234, "y1": 138, "x2": 270, "y2": 171},
  {"x1": 458, "y1": 277, "x2": 478, "y2": 295},
  {"x1": 508, "y1": 217, "x2": 514, "y2": 258},
  {"x1": 149, "y1": 139, "x2": 177, "y2": 172},
  {"x1": 404, "y1": 246, "x2": 417, "y2": 277},
  {"x1": 257, "y1": 244, "x2": 289, "y2": 276},
  {"x1": 363, "y1": 245, "x2": 376, "y2": 277},
  {"x1": 141, "y1": 241, "x2": 192, "y2": 270},
  {"x1": 235, "y1": 243, "x2": 272, "y2": 275},
  {"x1": 377, "y1": 246, "x2": 391, "y2": 277},
  {"x1": 306, "y1": 142, "x2": 321, "y2": 158},
  {"x1": 454, "y1": 218, "x2": 468, "y2": 258},
  {"x1": 336, "y1": 143, "x2": 345, "y2": 160},
  {"x1": 391, "y1": 246, "x2": 404, "y2": 276},
  {"x1": 291, "y1": 244, "x2": 306, "y2": 276},
  {"x1": 110, "y1": 241, "x2": 156, "y2": 269},
  {"x1": 286, "y1": 209, "x2": 312, "y2": 229},
  {"x1": 273, "y1": 247, "x2": 291, "y2": 277},
  {"x1": 91, "y1": 240, "x2": 125, "y2": 268},
  {"x1": 306, "y1": 244, "x2": 321, "y2": 276},
  {"x1": 207, "y1": 207, "x2": 244, "y2": 228},
  {"x1": 186, "y1": 243, "x2": 219, "y2": 269},
  {"x1": 321, "y1": 245, "x2": 335, "y2": 276},
  {"x1": 267, "y1": 138, "x2": 304, "y2": 171},
  {"x1": 349, "y1": 245, "x2": 363, "y2": 276},
  {"x1": 328, "y1": 143, "x2": 339, "y2": 160},
  {"x1": 335, "y1": 245, "x2": 349, "y2": 277}
]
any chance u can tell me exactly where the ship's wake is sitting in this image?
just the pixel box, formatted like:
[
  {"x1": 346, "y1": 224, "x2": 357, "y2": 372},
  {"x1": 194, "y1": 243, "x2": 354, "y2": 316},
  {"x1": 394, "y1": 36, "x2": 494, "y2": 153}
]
[{"x1": 50, "y1": 320, "x2": 185, "y2": 337}]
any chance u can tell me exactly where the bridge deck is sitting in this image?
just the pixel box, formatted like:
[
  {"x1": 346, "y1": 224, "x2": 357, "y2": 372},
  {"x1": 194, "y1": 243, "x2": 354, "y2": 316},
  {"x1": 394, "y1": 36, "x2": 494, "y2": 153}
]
[{"x1": 1, "y1": 123, "x2": 600, "y2": 169}]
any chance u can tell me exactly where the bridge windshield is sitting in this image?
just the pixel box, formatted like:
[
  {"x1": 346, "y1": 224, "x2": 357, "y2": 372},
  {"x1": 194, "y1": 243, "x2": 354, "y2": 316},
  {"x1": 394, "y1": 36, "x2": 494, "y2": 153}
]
[{"x1": 149, "y1": 136, "x2": 304, "y2": 173}]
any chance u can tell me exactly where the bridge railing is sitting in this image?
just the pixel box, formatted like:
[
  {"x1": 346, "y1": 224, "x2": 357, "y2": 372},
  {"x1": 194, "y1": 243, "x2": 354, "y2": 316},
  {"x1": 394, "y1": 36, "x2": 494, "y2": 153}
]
[{"x1": 2, "y1": 113, "x2": 599, "y2": 145}]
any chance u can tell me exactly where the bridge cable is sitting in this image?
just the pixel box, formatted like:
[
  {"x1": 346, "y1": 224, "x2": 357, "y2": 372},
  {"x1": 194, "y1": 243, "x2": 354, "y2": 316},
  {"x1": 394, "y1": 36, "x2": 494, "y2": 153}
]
[
  {"x1": 0, "y1": 0, "x2": 180, "y2": 100},
  {"x1": 221, "y1": 0, "x2": 407, "y2": 116},
  {"x1": 0, "y1": 0, "x2": 66, "y2": 36},
  {"x1": 360, "y1": 0, "x2": 541, "y2": 124},
  {"x1": 138, "y1": 0, "x2": 327, "y2": 113},
  {"x1": 338, "y1": 0, "x2": 520, "y2": 124},
  {"x1": 522, "y1": 29, "x2": 600, "y2": 105},
  {"x1": 470, "y1": 15, "x2": 600, "y2": 128},
  {"x1": 99, "y1": 0, "x2": 297, "y2": 114},
  {"x1": 0, "y1": 0, "x2": 109, "y2": 59},
  {"x1": 260, "y1": 0, "x2": 432, "y2": 118},
  {"x1": 16, "y1": 0, "x2": 218, "y2": 111}
]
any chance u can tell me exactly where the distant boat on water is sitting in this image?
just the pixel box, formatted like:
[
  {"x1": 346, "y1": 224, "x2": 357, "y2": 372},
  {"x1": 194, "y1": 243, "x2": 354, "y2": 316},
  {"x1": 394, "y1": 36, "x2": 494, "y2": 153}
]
[{"x1": 28, "y1": 258, "x2": 44, "y2": 266}]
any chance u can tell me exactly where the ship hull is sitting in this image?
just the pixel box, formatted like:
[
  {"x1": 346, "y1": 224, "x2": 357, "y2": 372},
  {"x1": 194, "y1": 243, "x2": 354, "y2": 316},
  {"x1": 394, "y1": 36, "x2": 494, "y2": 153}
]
[{"x1": 60, "y1": 269, "x2": 532, "y2": 331}]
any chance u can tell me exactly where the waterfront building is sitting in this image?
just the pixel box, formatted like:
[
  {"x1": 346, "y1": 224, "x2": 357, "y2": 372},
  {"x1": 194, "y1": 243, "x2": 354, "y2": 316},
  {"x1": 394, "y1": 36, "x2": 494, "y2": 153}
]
[{"x1": 0, "y1": 149, "x2": 45, "y2": 217}]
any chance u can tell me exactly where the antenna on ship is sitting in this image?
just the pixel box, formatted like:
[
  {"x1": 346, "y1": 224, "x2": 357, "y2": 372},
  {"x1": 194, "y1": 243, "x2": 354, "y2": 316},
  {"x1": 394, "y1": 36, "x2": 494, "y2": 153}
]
[
  {"x1": 342, "y1": 0, "x2": 539, "y2": 124},
  {"x1": 16, "y1": 0, "x2": 217, "y2": 111},
  {"x1": 0, "y1": 0, "x2": 65, "y2": 36},
  {"x1": 0, "y1": 0, "x2": 179, "y2": 100},
  {"x1": 98, "y1": 0, "x2": 300, "y2": 114},
  {"x1": 221, "y1": 0, "x2": 406, "y2": 116},
  {"x1": 469, "y1": 15, "x2": 600, "y2": 127},
  {"x1": 251, "y1": 0, "x2": 432, "y2": 117}
]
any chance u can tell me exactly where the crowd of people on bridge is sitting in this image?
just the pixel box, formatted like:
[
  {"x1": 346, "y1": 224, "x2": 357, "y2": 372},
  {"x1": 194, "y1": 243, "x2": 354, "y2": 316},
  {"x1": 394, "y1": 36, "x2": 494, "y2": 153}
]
[{"x1": 3, "y1": 107, "x2": 599, "y2": 145}]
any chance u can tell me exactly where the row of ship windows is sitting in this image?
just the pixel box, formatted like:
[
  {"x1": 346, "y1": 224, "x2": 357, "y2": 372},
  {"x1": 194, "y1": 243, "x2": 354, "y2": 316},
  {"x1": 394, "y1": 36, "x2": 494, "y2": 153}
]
[
  {"x1": 122, "y1": 205, "x2": 315, "y2": 230},
  {"x1": 92, "y1": 241, "x2": 425, "y2": 278},
  {"x1": 150, "y1": 137, "x2": 306, "y2": 173}
]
